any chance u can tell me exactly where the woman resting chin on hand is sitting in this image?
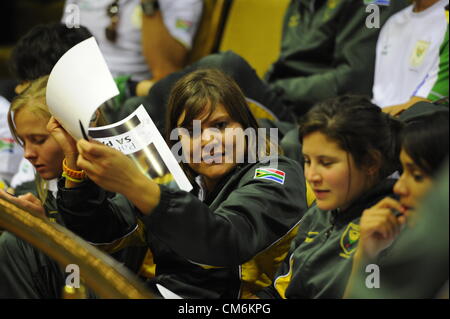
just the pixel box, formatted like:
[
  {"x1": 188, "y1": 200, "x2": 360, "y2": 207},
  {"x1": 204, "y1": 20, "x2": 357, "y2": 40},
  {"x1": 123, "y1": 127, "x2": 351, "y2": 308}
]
[{"x1": 346, "y1": 110, "x2": 449, "y2": 296}]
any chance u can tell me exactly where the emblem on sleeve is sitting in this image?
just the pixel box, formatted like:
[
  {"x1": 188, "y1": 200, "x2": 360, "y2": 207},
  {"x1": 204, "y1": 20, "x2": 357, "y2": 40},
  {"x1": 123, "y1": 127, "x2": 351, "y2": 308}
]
[
  {"x1": 254, "y1": 168, "x2": 286, "y2": 185},
  {"x1": 339, "y1": 222, "x2": 360, "y2": 258},
  {"x1": 175, "y1": 18, "x2": 193, "y2": 31}
]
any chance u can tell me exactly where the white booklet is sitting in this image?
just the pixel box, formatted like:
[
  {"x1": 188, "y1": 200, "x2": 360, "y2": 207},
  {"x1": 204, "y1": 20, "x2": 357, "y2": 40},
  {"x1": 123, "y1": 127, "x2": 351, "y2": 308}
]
[
  {"x1": 156, "y1": 284, "x2": 183, "y2": 299},
  {"x1": 89, "y1": 105, "x2": 192, "y2": 192},
  {"x1": 45, "y1": 37, "x2": 192, "y2": 192},
  {"x1": 46, "y1": 37, "x2": 119, "y2": 141}
]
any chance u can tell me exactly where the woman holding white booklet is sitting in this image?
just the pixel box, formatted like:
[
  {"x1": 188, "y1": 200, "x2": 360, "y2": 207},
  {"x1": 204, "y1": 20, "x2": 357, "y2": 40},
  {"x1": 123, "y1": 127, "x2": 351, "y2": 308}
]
[{"x1": 51, "y1": 69, "x2": 309, "y2": 298}]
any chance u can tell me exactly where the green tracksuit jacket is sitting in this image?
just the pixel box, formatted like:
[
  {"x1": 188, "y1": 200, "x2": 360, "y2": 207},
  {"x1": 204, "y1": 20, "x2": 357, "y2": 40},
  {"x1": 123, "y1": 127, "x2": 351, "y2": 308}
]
[
  {"x1": 0, "y1": 191, "x2": 66, "y2": 298},
  {"x1": 258, "y1": 178, "x2": 395, "y2": 299},
  {"x1": 57, "y1": 156, "x2": 308, "y2": 298},
  {"x1": 266, "y1": 0, "x2": 409, "y2": 115}
]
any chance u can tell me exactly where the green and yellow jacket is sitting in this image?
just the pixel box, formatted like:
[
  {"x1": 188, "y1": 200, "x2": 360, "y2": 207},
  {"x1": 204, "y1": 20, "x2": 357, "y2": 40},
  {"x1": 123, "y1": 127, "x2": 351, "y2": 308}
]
[
  {"x1": 57, "y1": 156, "x2": 310, "y2": 298},
  {"x1": 258, "y1": 178, "x2": 395, "y2": 299},
  {"x1": 266, "y1": 0, "x2": 409, "y2": 115}
]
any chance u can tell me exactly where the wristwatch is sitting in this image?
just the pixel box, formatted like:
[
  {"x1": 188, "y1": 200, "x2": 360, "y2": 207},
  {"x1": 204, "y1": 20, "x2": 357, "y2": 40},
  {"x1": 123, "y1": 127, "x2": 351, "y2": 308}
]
[{"x1": 141, "y1": 0, "x2": 159, "y2": 16}]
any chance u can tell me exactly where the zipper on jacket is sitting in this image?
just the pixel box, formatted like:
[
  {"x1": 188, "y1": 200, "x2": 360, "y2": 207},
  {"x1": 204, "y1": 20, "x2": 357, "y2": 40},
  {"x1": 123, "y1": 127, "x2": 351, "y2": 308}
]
[
  {"x1": 292, "y1": 210, "x2": 337, "y2": 296},
  {"x1": 293, "y1": 222, "x2": 334, "y2": 297},
  {"x1": 325, "y1": 209, "x2": 338, "y2": 239},
  {"x1": 324, "y1": 225, "x2": 334, "y2": 239}
]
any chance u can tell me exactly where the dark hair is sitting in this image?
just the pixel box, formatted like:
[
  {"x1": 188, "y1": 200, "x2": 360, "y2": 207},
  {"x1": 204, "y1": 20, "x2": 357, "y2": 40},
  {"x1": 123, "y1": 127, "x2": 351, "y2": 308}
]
[
  {"x1": 299, "y1": 95, "x2": 403, "y2": 180},
  {"x1": 402, "y1": 110, "x2": 449, "y2": 177},
  {"x1": 166, "y1": 68, "x2": 259, "y2": 139},
  {"x1": 9, "y1": 23, "x2": 92, "y2": 82},
  {"x1": 165, "y1": 68, "x2": 275, "y2": 181}
]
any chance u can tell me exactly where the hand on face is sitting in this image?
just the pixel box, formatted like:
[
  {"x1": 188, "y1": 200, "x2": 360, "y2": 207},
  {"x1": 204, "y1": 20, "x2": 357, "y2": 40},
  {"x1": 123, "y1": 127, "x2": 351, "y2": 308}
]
[
  {"x1": 0, "y1": 190, "x2": 46, "y2": 217},
  {"x1": 14, "y1": 110, "x2": 65, "y2": 180},
  {"x1": 357, "y1": 197, "x2": 407, "y2": 260},
  {"x1": 46, "y1": 116, "x2": 78, "y2": 161},
  {"x1": 75, "y1": 139, "x2": 144, "y2": 196}
]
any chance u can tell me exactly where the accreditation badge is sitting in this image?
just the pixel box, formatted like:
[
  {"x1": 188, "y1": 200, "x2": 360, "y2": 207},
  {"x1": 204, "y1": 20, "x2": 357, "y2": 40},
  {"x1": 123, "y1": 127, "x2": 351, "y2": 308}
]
[{"x1": 409, "y1": 40, "x2": 431, "y2": 68}]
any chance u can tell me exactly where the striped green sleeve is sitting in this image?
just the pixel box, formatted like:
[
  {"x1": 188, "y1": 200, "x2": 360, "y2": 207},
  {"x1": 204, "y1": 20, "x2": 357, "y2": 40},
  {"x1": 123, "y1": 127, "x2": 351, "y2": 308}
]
[{"x1": 427, "y1": 27, "x2": 449, "y2": 101}]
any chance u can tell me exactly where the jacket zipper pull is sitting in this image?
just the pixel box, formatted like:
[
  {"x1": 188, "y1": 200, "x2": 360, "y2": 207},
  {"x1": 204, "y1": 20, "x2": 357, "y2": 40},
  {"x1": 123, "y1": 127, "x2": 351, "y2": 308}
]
[{"x1": 325, "y1": 226, "x2": 333, "y2": 239}]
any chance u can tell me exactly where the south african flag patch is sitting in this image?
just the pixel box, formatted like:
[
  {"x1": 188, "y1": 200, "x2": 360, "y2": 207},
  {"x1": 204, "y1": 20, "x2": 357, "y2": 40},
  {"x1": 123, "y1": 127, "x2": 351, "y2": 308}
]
[
  {"x1": 175, "y1": 18, "x2": 193, "y2": 31},
  {"x1": 254, "y1": 168, "x2": 286, "y2": 185}
]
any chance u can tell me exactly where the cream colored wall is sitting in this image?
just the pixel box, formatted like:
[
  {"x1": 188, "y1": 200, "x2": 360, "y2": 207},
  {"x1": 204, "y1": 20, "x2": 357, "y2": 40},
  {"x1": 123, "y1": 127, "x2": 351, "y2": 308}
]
[{"x1": 219, "y1": 0, "x2": 290, "y2": 78}]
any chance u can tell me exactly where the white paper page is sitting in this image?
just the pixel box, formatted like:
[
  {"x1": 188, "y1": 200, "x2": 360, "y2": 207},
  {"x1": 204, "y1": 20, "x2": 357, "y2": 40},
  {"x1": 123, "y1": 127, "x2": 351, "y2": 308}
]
[
  {"x1": 156, "y1": 284, "x2": 183, "y2": 299},
  {"x1": 89, "y1": 105, "x2": 193, "y2": 192},
  {"x1": 46, "y1": 37, "x2": 119, "y2": 140}
]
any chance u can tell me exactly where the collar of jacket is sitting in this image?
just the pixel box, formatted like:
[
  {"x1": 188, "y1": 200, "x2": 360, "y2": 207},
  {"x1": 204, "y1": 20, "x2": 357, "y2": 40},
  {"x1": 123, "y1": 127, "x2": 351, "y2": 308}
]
[
  {"x1": 329, "y1": 178, "x2": 396, "y2": 226},
  {"x1": 193, "y1": 163, "x2": 245, "y2": 205}
]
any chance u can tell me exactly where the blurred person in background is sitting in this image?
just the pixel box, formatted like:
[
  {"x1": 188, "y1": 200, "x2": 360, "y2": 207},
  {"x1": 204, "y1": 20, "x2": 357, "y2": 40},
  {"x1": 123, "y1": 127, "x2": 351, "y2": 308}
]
[
  {"x1": 62, "y1": 0, "x2": 203, "y2": 97},
  {"x1": 0, "y1": 95, "x2": 23, "y2": 190},
  {"x1": 372, "y1": 0, "x2": 449, "y2": 115},
  {"x1": 117, "y1": 0, "x2": 409, "y2": 161}
]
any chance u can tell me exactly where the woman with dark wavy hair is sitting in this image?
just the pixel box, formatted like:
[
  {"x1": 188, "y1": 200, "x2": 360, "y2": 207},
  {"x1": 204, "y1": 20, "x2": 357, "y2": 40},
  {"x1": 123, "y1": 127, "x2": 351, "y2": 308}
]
[{"x1": 348, "y1": 110, "x2": 449, "y2": 272}]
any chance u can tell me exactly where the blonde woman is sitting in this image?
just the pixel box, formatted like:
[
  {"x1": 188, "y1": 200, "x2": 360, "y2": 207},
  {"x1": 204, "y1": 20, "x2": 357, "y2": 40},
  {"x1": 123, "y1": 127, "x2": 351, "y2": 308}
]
[{"x1": 0, "y1": 76, "x2": 67, "y2": 298}]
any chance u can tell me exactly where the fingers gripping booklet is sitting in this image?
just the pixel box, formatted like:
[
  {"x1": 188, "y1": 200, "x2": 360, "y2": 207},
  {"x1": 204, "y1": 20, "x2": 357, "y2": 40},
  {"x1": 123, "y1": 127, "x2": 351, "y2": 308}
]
[
  {"x1": 46, "y1": 37, "x2": 192, "y2": 192},
  {"x1": 89, "y1": 105, "x2": 192, "y2": 192}
]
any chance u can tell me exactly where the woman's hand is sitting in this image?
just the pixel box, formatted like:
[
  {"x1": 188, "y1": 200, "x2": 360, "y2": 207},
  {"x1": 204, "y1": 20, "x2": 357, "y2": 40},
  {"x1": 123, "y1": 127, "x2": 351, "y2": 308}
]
[
  {"x1": 46, "y1": 117, "x2": 79, "y2": 166},
  {"x1": 357, "y1": 197, "x2": 407, "y2": 261},
  {"x1": 76, "y1": 139, "x2": 142, "y2": 194},
  {"x1": 345, "y1": 197, "x2": 407, "y2": 298},
  {"x1": 0, "y1": 189, "x2": 46, "y2": 217},
  {"x1": 76, "y1": 139, "x2": 161, "y2": 214}
]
